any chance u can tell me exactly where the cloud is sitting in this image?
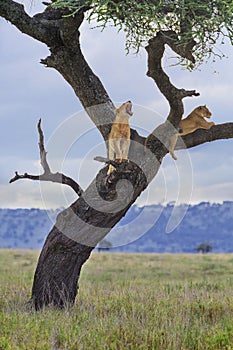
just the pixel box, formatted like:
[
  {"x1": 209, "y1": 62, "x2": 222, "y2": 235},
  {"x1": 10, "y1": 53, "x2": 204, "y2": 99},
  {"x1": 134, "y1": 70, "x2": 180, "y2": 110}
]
[{"x1": 190, "y1": 182, "x2": 233, "y2": 204}]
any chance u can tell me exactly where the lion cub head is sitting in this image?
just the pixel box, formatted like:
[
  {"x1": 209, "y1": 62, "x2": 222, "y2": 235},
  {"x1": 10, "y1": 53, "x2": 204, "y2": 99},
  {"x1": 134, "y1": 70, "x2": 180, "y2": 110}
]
[
  {"x1": 194, "y1": 105, "x2": 212, "y2": 118},
  {"x1": 114, "y1": 100, "x2": 133, "y2": 117}
]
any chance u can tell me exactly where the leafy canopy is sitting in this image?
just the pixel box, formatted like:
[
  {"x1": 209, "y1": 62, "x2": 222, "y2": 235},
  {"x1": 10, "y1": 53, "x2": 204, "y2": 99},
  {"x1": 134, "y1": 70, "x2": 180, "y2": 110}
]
[{"x1": 53, "y1": 0, "x2": 233, "y2": 68}]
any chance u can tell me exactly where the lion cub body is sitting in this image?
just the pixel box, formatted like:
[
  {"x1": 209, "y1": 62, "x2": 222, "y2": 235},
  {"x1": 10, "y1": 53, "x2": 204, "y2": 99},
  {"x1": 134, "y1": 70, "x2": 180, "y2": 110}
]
[
  {"x1": 170, "y1": 105, "x2": 215, "y2": 160},
  {"x1": 107, "y1": 101, "x2": 133, "y2": 175}
]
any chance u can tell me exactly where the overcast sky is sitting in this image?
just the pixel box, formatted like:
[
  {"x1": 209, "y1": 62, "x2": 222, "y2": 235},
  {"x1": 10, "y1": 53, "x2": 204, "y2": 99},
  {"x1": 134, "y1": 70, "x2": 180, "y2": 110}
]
[{"x1": 0, "y1": 1, "x2": 233, "y2": 209}]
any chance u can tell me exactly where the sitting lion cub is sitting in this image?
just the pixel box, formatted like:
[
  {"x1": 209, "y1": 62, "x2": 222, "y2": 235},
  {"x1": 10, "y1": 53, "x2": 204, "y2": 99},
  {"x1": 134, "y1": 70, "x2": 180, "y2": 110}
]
[
  {"x1": 170, "y1": 105, "x2": 215, "y2": 160},
  {"x1": 107, "y1": 101, "x2": 133, "y2": 175}
]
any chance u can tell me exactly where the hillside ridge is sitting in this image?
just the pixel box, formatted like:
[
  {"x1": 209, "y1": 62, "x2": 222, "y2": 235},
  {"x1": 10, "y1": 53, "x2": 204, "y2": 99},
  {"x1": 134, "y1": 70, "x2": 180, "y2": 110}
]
[{"x1": 0, "y1": 202, "x2": 232, "y2": 252}]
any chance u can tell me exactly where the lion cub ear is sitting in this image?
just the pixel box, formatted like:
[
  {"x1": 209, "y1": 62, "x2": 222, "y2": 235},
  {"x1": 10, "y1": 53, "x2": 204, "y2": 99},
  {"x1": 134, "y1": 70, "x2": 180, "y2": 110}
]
[{"x1": 114, "y1": 108, "x2": 119, "y2": 114}]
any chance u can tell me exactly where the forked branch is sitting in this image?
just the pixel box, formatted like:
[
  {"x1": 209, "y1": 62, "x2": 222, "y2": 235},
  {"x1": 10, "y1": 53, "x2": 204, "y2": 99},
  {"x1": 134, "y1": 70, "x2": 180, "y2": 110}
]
[
  {"x1": 0, "y1": 0, "x2": 61, "y2": 47},
  {"x1": 146, "y1": 30, "x2": 199, "y2": 129},
  {"x1": 9, "y1": 119, "x2": 83, "y2": 196}
]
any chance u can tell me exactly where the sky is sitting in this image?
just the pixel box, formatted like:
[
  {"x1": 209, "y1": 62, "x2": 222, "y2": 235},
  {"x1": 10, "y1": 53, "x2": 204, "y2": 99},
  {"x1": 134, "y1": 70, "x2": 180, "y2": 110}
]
[{"x1": 0, "y1": 1, "x2": 233, "y2": 209}]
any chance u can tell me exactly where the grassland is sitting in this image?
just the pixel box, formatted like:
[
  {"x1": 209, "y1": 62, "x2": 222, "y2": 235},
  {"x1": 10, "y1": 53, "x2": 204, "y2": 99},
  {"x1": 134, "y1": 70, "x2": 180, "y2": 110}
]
[{"x1": 0, "y1": 250, "x2": 233, "y2": 349}]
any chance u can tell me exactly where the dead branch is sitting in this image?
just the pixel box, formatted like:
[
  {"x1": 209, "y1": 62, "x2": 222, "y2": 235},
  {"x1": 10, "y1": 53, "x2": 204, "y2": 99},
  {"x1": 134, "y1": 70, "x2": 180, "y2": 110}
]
[
  {"x1": 9, "y1": 119, "x2": 83, "y2": 196},
  {"x1": 94, "y1": 156, "x2": 124, "y2": 166},
  {"x1": 94, "y1": 156, "x2": 109, "y2": 163},
  {"x1": 94, "y1": 156, "x2": 133, "y2": 170},
  {"x1": 38, "y1": 118, "x2": 51, "y2": 174}
]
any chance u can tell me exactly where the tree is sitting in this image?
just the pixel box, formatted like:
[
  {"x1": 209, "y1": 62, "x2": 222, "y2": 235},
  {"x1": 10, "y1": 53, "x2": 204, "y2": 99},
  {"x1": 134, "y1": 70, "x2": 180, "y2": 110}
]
[
  {"x1": 1, "y1": 0, "x2": 233, "y2": 309},
  {"x1": 195, "y1": 242, "x2": 213, "y2": 254},
  {"x1": 97, "y1": 239, "x2": 113, "y2": 252}
]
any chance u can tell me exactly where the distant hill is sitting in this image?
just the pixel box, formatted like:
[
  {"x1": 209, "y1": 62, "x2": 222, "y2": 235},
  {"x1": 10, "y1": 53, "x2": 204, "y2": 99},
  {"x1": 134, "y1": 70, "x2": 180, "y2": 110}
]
[
  {"x1": 0, "y1": 202, "x2": 232, "y2": 252},
  {"x1": 110, "y1": 201, "x2": 233, "y2": 253},
  {"x1": 0, "y1": 208, "x2": 59, "y2": 249}
]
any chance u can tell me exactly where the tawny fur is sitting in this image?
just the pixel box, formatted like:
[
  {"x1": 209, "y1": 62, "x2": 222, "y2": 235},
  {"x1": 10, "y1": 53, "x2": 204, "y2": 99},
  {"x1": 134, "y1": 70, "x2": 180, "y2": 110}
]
[
  {"x1": 107, "y1": 101, "x2": 133, "y2": 175},
  {"x1": 170, "y1": 105, "x2": 215, "y2": 160}
]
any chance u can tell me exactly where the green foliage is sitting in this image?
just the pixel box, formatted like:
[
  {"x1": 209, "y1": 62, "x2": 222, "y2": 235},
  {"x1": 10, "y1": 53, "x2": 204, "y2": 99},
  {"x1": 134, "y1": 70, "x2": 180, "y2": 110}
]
[
  {"x1": 1, "y1": 251, "x2": 233, "y2": 349},
  {"x1": 52, "y1": 0, "x2": 233, "y2": 67}
]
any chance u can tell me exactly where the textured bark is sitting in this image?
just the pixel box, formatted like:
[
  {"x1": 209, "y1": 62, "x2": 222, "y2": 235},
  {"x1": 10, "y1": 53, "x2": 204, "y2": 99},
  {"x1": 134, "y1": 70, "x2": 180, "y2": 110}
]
[
  {"x1": 0, "y1": 0, "x2": 59, "y2": 45},
  {"x1": 30, "y1": 120, "x2": 233, "y2": 309},
  {"x1": 1, "y1": 1, "x2": 233, "y2": 309},
  {"x1": 145, "y1": 31, "x2": 199, "y2": 129},
  {"x1": 31, "y1": 162, "x2": 148, "y2": 309},
  {"x1": 176, "y1": 123, "x2": 233, "y2": 149}
]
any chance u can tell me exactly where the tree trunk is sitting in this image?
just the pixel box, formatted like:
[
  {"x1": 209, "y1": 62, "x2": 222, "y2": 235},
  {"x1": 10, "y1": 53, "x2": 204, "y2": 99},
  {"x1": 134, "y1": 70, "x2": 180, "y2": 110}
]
[{"x1": 31, "y1": 162, "x2": 149, "y2": 309}]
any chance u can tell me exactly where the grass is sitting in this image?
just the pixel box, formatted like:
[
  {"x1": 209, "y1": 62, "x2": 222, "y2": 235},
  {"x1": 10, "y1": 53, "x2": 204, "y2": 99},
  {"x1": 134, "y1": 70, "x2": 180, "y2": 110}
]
[{"x1": 1, "y1": 250, "x2": 233, "y2": 349}]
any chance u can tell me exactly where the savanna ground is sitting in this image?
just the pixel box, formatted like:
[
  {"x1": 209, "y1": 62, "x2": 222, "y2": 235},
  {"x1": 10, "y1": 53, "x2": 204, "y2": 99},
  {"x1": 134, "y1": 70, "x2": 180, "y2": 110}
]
[{"x1": 0, "y1": 250, "x2": 233, "y2": 349}]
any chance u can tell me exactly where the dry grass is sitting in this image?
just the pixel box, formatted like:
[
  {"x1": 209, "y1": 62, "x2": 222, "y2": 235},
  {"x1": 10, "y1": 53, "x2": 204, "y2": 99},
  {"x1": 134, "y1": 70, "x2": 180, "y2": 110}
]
[{"x1": 1, "y1": 250, "x2": 233, "y2": 349}]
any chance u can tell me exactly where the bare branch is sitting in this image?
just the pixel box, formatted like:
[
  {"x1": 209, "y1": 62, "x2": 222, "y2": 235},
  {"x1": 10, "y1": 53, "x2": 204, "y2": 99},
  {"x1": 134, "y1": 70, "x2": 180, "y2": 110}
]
[
  {"x1": 0, "y1": 1, "x2": 115, "y2": 141},
  {"x1": 176, "y1": 123, "x2": 233, "y2": 150},
  {"x1": 94, "y1": 156, "x2": 108, "y2": 163},
  {"x1": 94, "y1": 156, "x2": 129, "y2": 168},
  {"x1": 9, "y1": 171, "x2": 83, "y2": 196},
  {"x1": 38, "y1": 119, "x2": 51, "y2": 174},
  {"x1": 9, "y1": 120, "x2": 83, "y2": 197},
  {"x1": 0, "y1": 0, "x2": 61, "y2": 47},
  {"x1": 180, "y1": 89, "x2": 200, "y2": 98},
  {"x1": 145, "y1": 31, "x2": 199, "y2": 129},
  {"x1": 145, "y1": 122, "x2": 233, "y2": 160},
  {"x1": 10, "y1": 172, "x2": 41, "y2": 183}
]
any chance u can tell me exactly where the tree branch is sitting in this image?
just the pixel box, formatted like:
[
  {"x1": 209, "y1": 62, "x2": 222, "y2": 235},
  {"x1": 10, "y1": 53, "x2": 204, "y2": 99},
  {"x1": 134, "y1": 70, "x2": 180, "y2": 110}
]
[
  {"x1": 176, "y1": 123, "x2": 233, "y2": 150},
  {"x1": 145, "y1": 31, "x2": 199, "y2": 129},
  {"x1": 94, "y1": 156, "x2": 133, "y2": 171},
  {"x1": 161, "y1": 30, "x2": 196, "y2": 64},
  {"x1": 38, "y1": 119, "x2": 51, "y2": 174},
  {"x1": 0, "y1": 0, "x2": 61, "y2": 47},
  {"x1": 145, "y1": 122, "x2": 233, "y2": 159},
  {"x1": 9, "y1": 119, "x2": 83, "y2": 196},
  {"x1": 0, "y1": 0, "x2": 115, "y2": 141}
]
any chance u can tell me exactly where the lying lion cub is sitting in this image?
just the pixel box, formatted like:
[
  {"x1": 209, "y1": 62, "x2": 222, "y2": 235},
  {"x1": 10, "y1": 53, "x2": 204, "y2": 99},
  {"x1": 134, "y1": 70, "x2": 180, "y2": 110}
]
[
  {"x1": 170, "y1": 105, "x2": 215, "y2": 160},
  {"x1": 107, "y1": 101, "x2": 133, "y2": 175}
]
